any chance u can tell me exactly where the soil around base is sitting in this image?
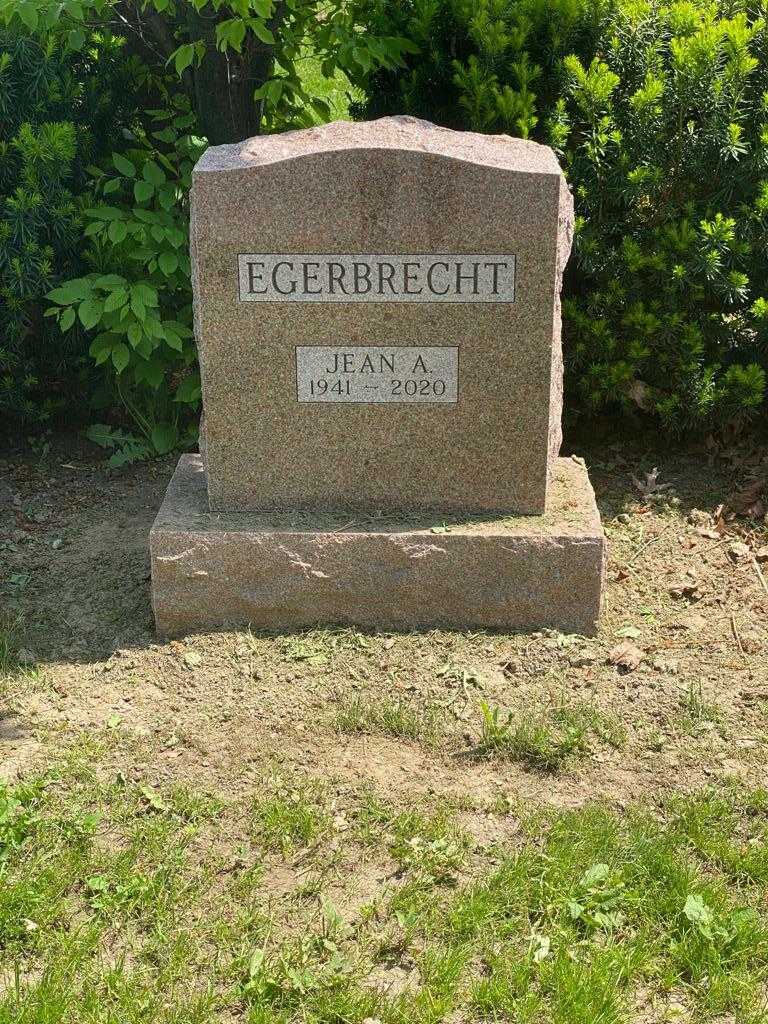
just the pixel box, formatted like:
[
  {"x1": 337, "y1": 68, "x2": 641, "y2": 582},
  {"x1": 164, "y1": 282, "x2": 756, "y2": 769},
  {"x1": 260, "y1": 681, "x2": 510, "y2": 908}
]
[{"x1": 1, "y1": 432, "x2": 767, "y2": 811}]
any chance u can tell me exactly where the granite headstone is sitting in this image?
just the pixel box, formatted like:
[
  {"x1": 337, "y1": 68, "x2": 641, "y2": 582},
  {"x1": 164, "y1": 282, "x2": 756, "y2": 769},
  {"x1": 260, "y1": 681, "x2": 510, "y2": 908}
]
[
  {"x1": 150, "y1": 117, "x2": 605, "y2": 636},
  {"x1": 190, "y1": 117, "x2": 572, "y2": 514}
]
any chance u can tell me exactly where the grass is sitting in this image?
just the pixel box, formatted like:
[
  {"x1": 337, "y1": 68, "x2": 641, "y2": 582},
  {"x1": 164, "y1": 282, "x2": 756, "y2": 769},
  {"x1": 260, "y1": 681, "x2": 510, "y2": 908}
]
[
  {"x1": 2, "y1": 739, "x2": 768, "y2": 1022},
  {"x1": 335, "y1": 695, "x2": 442, "y2": 744},
  {"x1": 476, "y1": 697, "x2": 627, "y2": 772},
  {"x1": 354, "y1": 791, "x2": 471, "y2": 880},
  {"x1": 0, "y1": 614, "x2": 35, "y2": 680},
  {"x1": 678, "y1": 679, "x2": 723, "y2": 733},
  {"x1": 251, "y1": 775, "x2": 332, "y2": 853}
]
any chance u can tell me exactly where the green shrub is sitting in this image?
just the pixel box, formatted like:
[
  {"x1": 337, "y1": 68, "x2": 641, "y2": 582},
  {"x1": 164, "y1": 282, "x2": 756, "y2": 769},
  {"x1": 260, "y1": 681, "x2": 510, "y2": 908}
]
[
  {"x1": 355, "y1": 0, "x2": 768, "y2": 433},
  {"x1": 354, "y1": 0, "x2": 609, "y2": 136},
  {"x1": 0, "y1": 0, "x2": 414, "y2": 456},
  {"x1": 0, "y1": 28, "x2": 151, "y2": 437},
  {"x1": 554, "y1": 2, "x2": 768, "y2": 429},
  {"x1": 46, "y1": 99, "x2": 204, "y2": 462},
  {"x1": 1, "y1": 0, "x2": 415, "y2": 145}
]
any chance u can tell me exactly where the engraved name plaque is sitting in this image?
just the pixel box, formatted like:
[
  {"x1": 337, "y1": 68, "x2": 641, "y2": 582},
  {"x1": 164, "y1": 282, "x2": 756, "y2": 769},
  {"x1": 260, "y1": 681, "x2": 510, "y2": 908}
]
[
  {"x1": 239, "y1": 254, "x2": 515, "y2": 303},
  {"x1": 296, "y1": 346, "x2": 459, "y2": 404}
]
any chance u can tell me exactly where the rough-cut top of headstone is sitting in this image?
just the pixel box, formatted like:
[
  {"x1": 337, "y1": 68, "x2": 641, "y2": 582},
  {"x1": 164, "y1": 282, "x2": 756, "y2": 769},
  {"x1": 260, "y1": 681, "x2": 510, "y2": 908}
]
[{"x1": 193, "y1": 115, "x2": 564, "y2": 177}]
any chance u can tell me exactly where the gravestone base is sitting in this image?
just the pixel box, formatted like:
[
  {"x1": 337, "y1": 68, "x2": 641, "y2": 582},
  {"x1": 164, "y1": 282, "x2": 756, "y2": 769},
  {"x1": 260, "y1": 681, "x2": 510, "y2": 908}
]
[{"x1": 150, "y1": 454, "x2": 605, "y2": 637}]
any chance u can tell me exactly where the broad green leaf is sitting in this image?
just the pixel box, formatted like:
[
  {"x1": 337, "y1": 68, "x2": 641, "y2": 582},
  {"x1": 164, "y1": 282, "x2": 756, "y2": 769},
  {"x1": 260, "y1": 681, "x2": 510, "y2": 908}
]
[
  {"x1": 112, "y1": 343, "x2": 130, "y2": 373},
  {"x1": 139, "y1": 360, "x2": 165, "y2": 389},
  {"x1": 151, "y1": 423, "x2": 178, "y2": 454},
  {"x1": 157, "y1": 186, "x2": 176, "y2": 211},
  {"x1": 255, "y1": 78, "x2": 283, "y2": 104},
  {"x1": 312, "y1": 98, "x2": 331, "y2": 119},
  {"x1": 79, "y1": 299, "x2": 102, "y2": 330},
  {"x1": 113, "y1": 153, "x2": 135, "y2": 177},
  {"x1": 89, "y1": 333, "x2": 115, "y2": 364},
  {"x1": 108, "y1": 220, "x2": 128, "y2": 243},
  {"x1": 684, "y1": 894, "x2": 713, "y2": 929},
  {"x1": 172, "y1": 43, "x2": 196, "y2": 75},
  {"x1": 60, "y1": 307, "x2": 76, "y2": 331},
  {"x1": 48, "y1": 284, "x2": 85, "y2": 305},
  {"x1": 133, "y1": 282, "x2": 158, "y2": 307},
  {"x1": 159, "y1": 252, "x2": 179, "y2": 276},
  {"x1": 68, "y1": 29, "x2": 86, "y2": 50},
  {"x1": 104, "y1": 288, "x2": 128, "y2": 313},
  {"x1": 136, "y1": 336, "x2": 156, "y2": 359},
  {"x1": 352, "y1": 46, "x2": 373, "y2": 72},
  {"x1": 91, "y1": 345, "x2": 112, "y2": 366},
  {"x1": 18, "y1": 4, "x2": 38, "y2": 30},
  {"x1": 85, "y1": 206, "x2": 123, "y2": 221},
  {"x1": 131, "y1": 295, "x2": 146, "y2": 321},
  {"x1": 96, "y1": 274, "x2": 127, "y2": 289},
  {"x1": 143, "y1": 317, "x2": 164, "y2": 339},
  {"x1": 134, "y1": 180, "x2": 154, "y2": 203},
  {"x1": 251, "y1": 20, "x2": 275, "y2": 44},
  {"x1": 217, "y1": 18, "x2": 246, "y2": 52},
  {"x1": 164, "y1": 328, "x2": 183, "y2": 351},
  {"x1": 165, "y1": 320, "x2": 193, "y2": 338},
  {"x1": 127, "y1": 323, "x2": 142, "y2": 347},
  {"x1": 86, "y1": 423, "x2": 120, "y2": 449},
  {"x1": 581, "y1": 863, "x2": 611, "y2": 886},
  {"x1": 174, "y1": 374, "x2": 201, "y2": 403},
  {"x1": 133, "y1": 208, "x2": 160, "y2": 224},
  {"x1": 142, "y1": 160, "x2": 166, "y2": 186}
]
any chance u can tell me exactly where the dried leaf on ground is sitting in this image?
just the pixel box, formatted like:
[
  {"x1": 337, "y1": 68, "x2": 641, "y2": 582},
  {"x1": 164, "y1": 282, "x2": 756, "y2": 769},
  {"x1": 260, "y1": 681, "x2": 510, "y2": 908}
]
[
  {"x1": 696, "y1": 526, "x2": 723, "y2": 540},
  {"x1": 726, "y1": 478, "x2": 766, "y2": 517},
  {"x1": 669, "y1": 580, "x2": 701, "y2": 600},
  {"x1": 608, "y1": 641, "x2": 645, "y2": 672}
]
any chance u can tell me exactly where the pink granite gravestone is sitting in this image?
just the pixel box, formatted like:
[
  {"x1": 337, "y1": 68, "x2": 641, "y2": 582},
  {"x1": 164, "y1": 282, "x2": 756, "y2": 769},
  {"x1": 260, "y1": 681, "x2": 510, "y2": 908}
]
[
  {"x1": 190, "y1": 117, "x2": 572, "y2": 515},
  {"x1": 150, "y1": 117, "x2": 605, "y2": 636}
]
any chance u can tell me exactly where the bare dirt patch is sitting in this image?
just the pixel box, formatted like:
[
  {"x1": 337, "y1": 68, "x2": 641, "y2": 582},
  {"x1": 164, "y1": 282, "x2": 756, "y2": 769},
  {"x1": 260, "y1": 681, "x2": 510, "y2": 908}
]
[{"x1": 2, "y1": 432, "x2": 767, "y2": 808}]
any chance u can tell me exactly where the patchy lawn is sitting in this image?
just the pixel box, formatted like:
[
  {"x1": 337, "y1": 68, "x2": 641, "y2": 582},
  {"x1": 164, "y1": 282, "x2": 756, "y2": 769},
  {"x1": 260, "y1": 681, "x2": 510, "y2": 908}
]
[{"x1": 1, "y1": 432, "x2": 767, "y2": 1022}]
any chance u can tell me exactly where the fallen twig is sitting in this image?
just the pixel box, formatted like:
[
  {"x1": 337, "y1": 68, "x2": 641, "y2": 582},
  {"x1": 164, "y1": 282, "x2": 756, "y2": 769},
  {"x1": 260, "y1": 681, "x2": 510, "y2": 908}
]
[{"x1": 731, "y1": 612, "x2": 746, "y2": 658}]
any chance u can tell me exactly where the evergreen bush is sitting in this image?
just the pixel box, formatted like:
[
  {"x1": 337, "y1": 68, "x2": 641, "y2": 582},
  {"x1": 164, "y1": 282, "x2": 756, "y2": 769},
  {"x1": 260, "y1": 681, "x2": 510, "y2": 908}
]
[
  {"x1": 356, "y1": 0, "x2": 768, "y2": 432},
  {"x1": 354, "y1": 0, "x2": 609, "y2": 136},
  {"x1": 555, "y1": 2, "x2": 768, "y2": 429},
  {"x1": 0, "y1": 28, "x2": 147, "y2": 435}
]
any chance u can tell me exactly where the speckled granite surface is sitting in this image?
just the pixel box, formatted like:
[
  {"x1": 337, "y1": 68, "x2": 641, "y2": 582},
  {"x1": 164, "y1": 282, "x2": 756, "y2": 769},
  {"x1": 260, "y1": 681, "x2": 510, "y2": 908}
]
[
  {"x1": 191, "y1": 116, "x2": 573, "y2": 515},
  {"x1": 150, "y1": 455, "x2": 605, "y2": 636}
]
